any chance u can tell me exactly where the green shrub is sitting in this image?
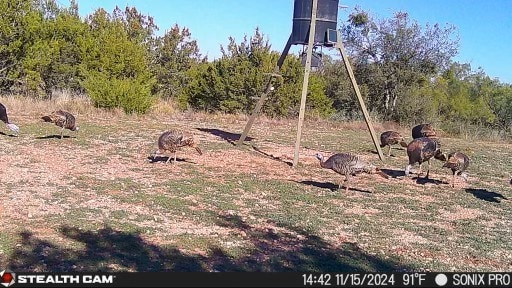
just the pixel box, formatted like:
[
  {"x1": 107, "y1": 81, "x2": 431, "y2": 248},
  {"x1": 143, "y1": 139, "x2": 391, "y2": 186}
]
[{"x1": 82, "y1": 71, "x2": 155, "y2": 114}]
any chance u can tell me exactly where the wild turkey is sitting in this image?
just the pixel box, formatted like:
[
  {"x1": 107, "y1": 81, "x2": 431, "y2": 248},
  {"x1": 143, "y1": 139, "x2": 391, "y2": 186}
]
[
  {"x1": 442, "y1": 152, "x2": 470, "y2": 187},
  {"x1": 405, "y1": 137, "x2": 446, "y2": 179},
  {"x1": 315, "y1": 152, "x2": 389, "y2": 192},
  {"x1": 412, "y1": 123, "x2": 436, "y2": 139},
  {"x1": 380, "y1": 131, "x2": 408, "y2": 156},
  {"x1": 0, "y1": 103, "x2": 19, "y2": 135},
  {"x1": 41, "y1": 110, "x2": 79, "y2": 139},
  {"x1": 152, "y1": 129, "x2": 202, "y2": 164}
]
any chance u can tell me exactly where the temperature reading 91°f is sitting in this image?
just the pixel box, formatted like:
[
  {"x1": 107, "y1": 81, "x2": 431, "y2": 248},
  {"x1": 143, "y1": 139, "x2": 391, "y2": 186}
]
[{"x1": 403, "y1": 273, "x2": 426, "y2": 286}]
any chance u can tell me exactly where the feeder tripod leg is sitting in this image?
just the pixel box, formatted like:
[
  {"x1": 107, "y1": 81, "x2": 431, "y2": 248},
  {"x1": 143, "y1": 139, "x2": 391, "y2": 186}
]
[
  {"x1": 237, "y1": 35, "x2": 293, "y2": 146},
  {"x1": 335, "y1": 32, "x2": 385, "y2": 161},
  {"x1": 293, "y1": 0, "x2": 318, "y2": 167}
]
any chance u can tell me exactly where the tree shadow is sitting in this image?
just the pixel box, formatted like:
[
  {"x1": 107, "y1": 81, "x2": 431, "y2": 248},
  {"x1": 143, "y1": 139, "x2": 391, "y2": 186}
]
[
  {"x1": 8, "y1": 226, "x2": 205, "y2": 272},
  {"x1": 35, "y1": 135, "x2": 74, "y2": 139},
  {"x1": 465, "y1": 188, "x2": 508, "y2": 203},
  {"x1": 251, "y1": 145, "x2": 292, "y2": 167},
  {"x1": 147, "y1": 155, "x2": 195, "y2": 164},
  {"x1": 296, "y1": 180, "x2": 372, "y2": 194},
  {"x1": 7, "y1": 215, "x2": 412, "y2": 272},
  {"x1": 196, "y1": 128, "x2": 253, "y2": 145},
  {"x1": 212, "y1": 212, "x2": 407, "y2": 272}
]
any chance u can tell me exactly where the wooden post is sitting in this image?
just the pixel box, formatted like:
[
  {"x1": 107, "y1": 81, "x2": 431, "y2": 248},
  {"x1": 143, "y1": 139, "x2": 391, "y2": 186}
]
[
  {"x1": 335, "y1": 31, "x2": 385, "y2": 161},
  {"x1": 237, "y1": 35, "x2": 293, "y2": 146},
  {"x1": 292, "y1": 0, "x2": 318, "y2": 167}
]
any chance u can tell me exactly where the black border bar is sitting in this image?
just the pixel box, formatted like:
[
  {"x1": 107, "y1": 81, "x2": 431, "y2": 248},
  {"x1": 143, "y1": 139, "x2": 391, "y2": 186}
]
[{"x1": 7, "y1": 272, "x2": 512, "y2": 288}]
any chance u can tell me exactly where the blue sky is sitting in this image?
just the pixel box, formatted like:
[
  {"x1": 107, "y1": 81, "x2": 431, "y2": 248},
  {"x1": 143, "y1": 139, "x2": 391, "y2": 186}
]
[{"x1": 73, "y1": 0, "x2": 512, "y2": 84}]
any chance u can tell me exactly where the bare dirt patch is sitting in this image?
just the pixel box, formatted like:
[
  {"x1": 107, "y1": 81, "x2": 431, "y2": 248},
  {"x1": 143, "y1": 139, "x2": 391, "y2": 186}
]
[{"x1": 438, "y1": 205, "x2": 484, "y2": 221}]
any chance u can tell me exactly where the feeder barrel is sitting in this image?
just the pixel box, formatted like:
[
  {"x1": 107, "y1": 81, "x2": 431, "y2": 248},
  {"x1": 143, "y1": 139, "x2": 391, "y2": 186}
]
[{"x1": 291, "y1": 0, "x2": 339, "y2": 45}]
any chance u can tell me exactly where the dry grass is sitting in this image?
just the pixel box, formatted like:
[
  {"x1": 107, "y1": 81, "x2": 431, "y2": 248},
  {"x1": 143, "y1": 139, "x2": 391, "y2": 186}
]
[{"x1": 1, "y1": 94, "x2": 125, "y2": 123}]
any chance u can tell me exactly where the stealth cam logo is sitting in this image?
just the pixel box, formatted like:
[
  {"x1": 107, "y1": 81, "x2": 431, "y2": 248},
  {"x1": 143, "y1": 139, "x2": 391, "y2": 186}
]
[{"x1": 0, "y1": 270, "x2": 15, "y2": 287}]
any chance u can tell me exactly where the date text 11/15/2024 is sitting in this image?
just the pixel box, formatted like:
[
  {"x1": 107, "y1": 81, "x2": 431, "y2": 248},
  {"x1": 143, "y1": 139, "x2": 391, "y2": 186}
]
[{"x1": 302, "y1": 273, "x2": 402, "y2": 286}]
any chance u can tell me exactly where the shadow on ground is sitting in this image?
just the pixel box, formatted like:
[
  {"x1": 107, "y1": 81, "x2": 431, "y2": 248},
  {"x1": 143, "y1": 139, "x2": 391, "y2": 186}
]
[
  {"x1": 196, "y1": 128, "x2": 253, "y2": 145},
  {"x1": 6, "y1": 212, "x2": 411, "y2": 272},
  {"x1": 147, "y1": 155, "x2": 195, "y2": 164},
  {"x1": 251, "y1": 145, "x2": 293, "y2": 167},
  {"x1": 414, "y1": 176, "x2": 446, "y2": 185},
  {"x1": 296, "y1": 180, "x2": 372, "y2": 194},
  {"x1": 35, "y1": 135, "x2": 74, "y2": 139},
  {"x1": 465, "y1": 188, "x2": 508, "y2": 203},
  {"x1": 380, "y1": 168, "x2": 405, "y2": 179},
  {"x1": 0, "y1": 131, "x2": 18, "y2": 137}
]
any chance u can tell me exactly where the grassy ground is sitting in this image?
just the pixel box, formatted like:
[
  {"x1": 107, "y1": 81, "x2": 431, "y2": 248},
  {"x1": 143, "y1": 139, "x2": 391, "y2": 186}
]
[{"x1": 0, "y1": 96, "x2": 511, "y2": 272}]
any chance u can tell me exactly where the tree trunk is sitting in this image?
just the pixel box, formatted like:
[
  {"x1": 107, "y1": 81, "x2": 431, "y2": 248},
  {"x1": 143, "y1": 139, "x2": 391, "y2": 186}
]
[{"x1": 384, "y1": 88, "x2": 390, "y2": 111}]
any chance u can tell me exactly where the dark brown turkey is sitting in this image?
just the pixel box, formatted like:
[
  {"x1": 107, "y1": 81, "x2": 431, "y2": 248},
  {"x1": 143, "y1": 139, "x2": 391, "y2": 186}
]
[
  {"x1": 442, "y1": 152, "x2": 470, "y2": 187},
  {"x1": 315, "y1": 152, "x2": 389, "y2": 192},
  {"x1": 412, "y1": 123, "x2": 436, "y2": 139},
  {"x1": 41, "y1": 110, "x2": 79, "y2": 139},
  {"x1": 152, "y1": 129, "x2": 202, "y2": 164},
  {"x1": 380, "y1": 131, "x2": 407, "y2": 156},
  {"x1": 405, "y1": 137, "x2": 446, "y2": 179},
  {"x1": 0, "y1": 103, "x2": 19, "y2": 135}
]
